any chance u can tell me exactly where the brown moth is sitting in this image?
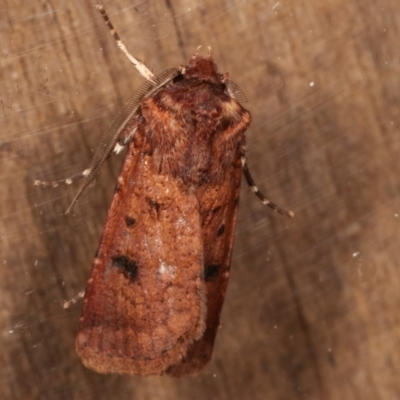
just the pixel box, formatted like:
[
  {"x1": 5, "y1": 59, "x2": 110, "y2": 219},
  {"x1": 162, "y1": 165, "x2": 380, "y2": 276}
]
[{"x1": 35, "y1": 5, "x2": 293, "y2": 376}]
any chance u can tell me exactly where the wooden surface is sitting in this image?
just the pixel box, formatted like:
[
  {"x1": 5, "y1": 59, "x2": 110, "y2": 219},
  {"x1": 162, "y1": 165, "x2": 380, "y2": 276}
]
[{"x1": 1, "y1": 0, "x2": 399, "y2": 399}]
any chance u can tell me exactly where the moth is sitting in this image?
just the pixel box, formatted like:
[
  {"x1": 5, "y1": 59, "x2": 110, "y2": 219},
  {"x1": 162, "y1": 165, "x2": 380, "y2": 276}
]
[{"x1": 35, "y1": 5, "x2": 293, "y2": 376}]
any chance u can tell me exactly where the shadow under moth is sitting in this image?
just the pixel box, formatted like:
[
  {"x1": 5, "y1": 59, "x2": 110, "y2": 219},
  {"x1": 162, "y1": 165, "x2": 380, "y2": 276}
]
[{"x1": 35, "y1": 5, "x2": 293, "y2": 377}]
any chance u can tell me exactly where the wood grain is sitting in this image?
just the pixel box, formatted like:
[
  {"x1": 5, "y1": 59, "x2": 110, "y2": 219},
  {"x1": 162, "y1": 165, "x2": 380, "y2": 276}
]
[{"x1": 1, "y1": 0, "x2": 399, "y2": 399}]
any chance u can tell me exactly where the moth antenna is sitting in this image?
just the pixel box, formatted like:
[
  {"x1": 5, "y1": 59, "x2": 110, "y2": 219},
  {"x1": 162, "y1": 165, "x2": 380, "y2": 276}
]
[
  {"x1": 225, "y1": 80, "x2": 248, "y2": 103},
  {"x1": 95, "y1": 5, "x2": 155, "y2": 82},
  {"x1": 241, "y1": 150, "x2": 294, "y2": 218}
]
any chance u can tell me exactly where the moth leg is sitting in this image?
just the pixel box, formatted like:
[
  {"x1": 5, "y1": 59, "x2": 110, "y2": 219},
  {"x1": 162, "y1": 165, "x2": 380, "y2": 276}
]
[
  {"x1": 34, "y1": 169, "x2": 91, "y2": 188},
  {"x1": 34, "y1": 114, "x2": 140, "y2": 212},
  {"x1": 33, "y1": 131, "x2": 130, "y2": 189},
  {"x1": 34, "y1": 121, "x2": 133, "y2": 188},
  {"x1": 95, "y1": 5, "x2": 155, "y2": 82},
  {"x1": 63, "y1": 120, "x2": 140, "y2": 214},
  {"x1": 241, "y1": 149, "x2": 294, "y2": 218},
  {"x1": 63, "y1": 290, "x2": 85, "y2": 309},
  {"x1": 34, "y1": 116, "x2": 139, "y2": 187}
]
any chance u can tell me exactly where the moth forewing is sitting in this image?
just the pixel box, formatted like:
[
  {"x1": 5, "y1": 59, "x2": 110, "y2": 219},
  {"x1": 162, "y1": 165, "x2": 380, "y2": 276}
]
[{"x1": 75, "y1": 141, "x2": 208, "y2": 376}]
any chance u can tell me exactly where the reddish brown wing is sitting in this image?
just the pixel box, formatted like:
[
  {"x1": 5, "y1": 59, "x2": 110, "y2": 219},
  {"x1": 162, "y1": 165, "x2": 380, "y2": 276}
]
[
  {"x1": 76, "y1": 53, "x2": 251, "y2": 376},
  {"x1": 76, "y1": 131, "x2": 207, "y2": 376},
  {"x1": 167, "y1": 146, "x2": 243, "y2": 376}
]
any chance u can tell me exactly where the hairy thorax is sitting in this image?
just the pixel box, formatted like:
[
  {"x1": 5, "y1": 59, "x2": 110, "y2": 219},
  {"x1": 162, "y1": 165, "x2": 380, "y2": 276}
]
[{"x1": 139, "y1": 78, "x2": 251, "y2": 187}]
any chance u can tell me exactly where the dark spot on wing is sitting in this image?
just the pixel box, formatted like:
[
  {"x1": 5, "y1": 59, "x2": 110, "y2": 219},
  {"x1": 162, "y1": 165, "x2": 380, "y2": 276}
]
[
  {"x1": 111, "y1": 255, "x2": 138, "y2": 281},
  {"x1": 147, "y1": 198, "x2": 161, "y2": 213},
  {"x1": 217, "y1": 224, "x2": 225, "y2": 236},
  {"x1": 125, "y1": 216, "x2": 136, "y2": 227},
  {"x1": 204, "y1": 264, "x2": 221, "y2": 281}
]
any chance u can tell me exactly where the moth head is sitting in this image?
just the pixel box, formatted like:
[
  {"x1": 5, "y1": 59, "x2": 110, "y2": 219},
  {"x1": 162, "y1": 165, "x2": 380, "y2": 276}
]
[{"x1": 183, "y1": 46, "x2": 223, "y2": 85}]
